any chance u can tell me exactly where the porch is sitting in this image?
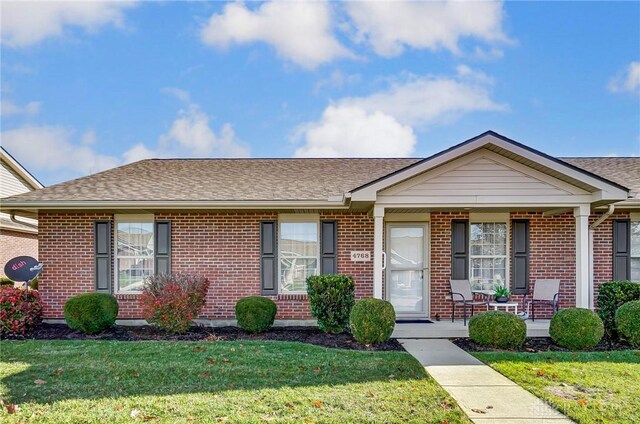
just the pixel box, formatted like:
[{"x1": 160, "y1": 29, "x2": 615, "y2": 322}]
[{"x1": 392, "y1": 319, "x2": 551, "y2": 338}]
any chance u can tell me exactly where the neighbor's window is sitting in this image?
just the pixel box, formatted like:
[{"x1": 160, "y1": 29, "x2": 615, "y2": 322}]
[
  {"x1": 116, "y1": 221, "x2": 154, "y2": 292},
  {"x1": 631, "y1": 221, "x2": 640, "y2": 281},
  {"x1": 470, "y1": 222, "x2": 508, "y2": 288},
  {"x1": 279, "y1": 221, "x2": 319, "y2": 293}
]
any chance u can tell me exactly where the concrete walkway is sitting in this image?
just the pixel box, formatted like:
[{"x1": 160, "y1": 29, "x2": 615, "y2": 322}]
[{"x1": 399, "y1": 339, "x2": 573, "y2": 423}]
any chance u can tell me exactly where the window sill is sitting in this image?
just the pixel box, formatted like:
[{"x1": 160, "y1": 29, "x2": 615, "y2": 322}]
[{"x1": 277, "y1": 293, "x2": 308, "y2": 301}]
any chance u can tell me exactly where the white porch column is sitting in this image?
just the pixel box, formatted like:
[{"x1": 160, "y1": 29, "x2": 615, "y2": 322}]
[
  {"x1": 574, "y1": 205, "x2": 590, "y2": 308},
  {"x1": 373, "y1": 205, "x2": 385, "y2": 299}
]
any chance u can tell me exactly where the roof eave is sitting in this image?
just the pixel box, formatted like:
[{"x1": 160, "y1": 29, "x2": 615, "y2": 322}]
[{"x1": 0, "y1": 199, "x2": 351, "y2": 211}]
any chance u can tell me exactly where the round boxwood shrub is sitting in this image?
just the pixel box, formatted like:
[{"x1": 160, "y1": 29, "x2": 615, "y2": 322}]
[
  {"x1": 550, "y1": 308, "x2": 604, "y2": 350},
  {"x1": 349, "y1": 298, "x2": 396, "y2": 345},
  {"x1": 235, "y1": 296, "x2": 277, "y2": 333},
  {"x1": 615, "y1": 300, "x2": 640, "y2": 347},
  {"x1": 64, "y1": 293, "x2": 119, "y2": 334},
  {"x1": 468, "y1": 311, "x2": 526, "y2": 349}
]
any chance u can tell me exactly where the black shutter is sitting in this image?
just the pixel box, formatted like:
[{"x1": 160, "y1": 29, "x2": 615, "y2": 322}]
[
  {"x1": 260, "y1": 221, "x2": 278, "y2": 295},
  {"x1": 320, "y1": 221, "x2": 337, "y2": 274},
  {"x1": 613, "y1": 219, "x2": 631, "y2": 281},
  {"x1": 94, "y1": 221, "x2": 112, "y2": 293},
  {"x1": 155, "y1": 221, "x2": 172, "y2": 275},
  {"x1": 512, "y1": 220, "x2": 530, "y2": 294},
  {"x1": 451, "y1": 220, "x2": 469, "y2": 280}
]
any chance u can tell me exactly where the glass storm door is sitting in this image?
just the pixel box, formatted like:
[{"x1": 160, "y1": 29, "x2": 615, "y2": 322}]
[{"x1": 386, "y1": 224, "x2": 428, "y2": 317}]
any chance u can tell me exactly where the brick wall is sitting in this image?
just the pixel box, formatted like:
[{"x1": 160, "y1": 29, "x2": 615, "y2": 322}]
[
  {"x1": 591, "y1": 211, "x2": 630, "y2": 305},
  {"x1": 509, "y1": 212, "x2": 576, "y2": 318},
  {"x1": 37, "y1": 209, "x2": 625, "y2": 321},
  {"x1": 38, "y1": 213, "x2": 111, "y2": 318},
  {"x1": 38, "y1": 211, "x2": 375, "y2": 320},
  {"x1": 430, "y1": 212, "x2": 470, "y2": 319},
  {"x1": 0, "y1": 229, "x2": 38, "y2": 279}
]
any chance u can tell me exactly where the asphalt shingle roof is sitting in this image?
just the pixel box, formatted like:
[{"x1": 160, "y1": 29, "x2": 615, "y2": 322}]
[
  {"x1": 1, "y1": 156, "x2": 637, "y2": 204},
  {"x1": 561, "y1": 157, "x2": 639, "y2": 197},
  {"x1": 0, "y1": 158, "x2": 420, "y2": 202}
]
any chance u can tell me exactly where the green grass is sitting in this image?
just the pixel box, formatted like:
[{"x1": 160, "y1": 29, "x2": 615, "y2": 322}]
[
  {"x1": 473, "y1": 350, "x2": 640, "y2": 424},
  {"x1": 0, "y1": 340, "x2": 469, "y2": 423}
]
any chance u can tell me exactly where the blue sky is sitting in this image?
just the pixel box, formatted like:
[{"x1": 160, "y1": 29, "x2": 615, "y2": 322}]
[{"x1": 1, "y1": 1, "x2": 639, "y2": 186}]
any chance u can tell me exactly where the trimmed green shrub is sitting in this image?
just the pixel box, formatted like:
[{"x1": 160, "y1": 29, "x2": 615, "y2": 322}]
[
  {"x1": 550, "y1": 308, "x2": 604, "y2": 350},
  {"x1": 140, "y1": 273, "x2": 209, "y2": 334},
  {"x1": 349, "y1": 298, "x2": 396, "y2": 345},
  {"x1": 615, "y1": 300, "x2": 640, "y2": 347},
  {"x1": 0, "y1": 286, "x2": 42, "y2": 335},
  {"x1": 597, "y1": 281, "x2": 640, "y2": 341},
  {"x1": 64, "y1": 293, "x2": 119, "y2": 334},
  {"x1": 0, "y1": 278, "x2": 14, "y2": 287},
  {"x1": 236, "y1": 296, "x2": 277, "y2": 333},
  {"x1": 307, "y1": 274, "x2": 355, "y2": 334},
  {"x1": 468, "y1": 311, "x2": 526, "y2": 349}
]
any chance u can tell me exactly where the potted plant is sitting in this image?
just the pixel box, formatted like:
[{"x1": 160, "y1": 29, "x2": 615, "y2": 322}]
[{"x1": 493, "y1": 285, "x2": 511, "y2": 303}]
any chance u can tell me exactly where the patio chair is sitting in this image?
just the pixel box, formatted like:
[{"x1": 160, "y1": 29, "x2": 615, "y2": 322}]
[
  {"x1": 449, "y1": 279, "x2": 487, "y2": 326},
  {"x1": 523, "y1": 279, "x2": 560, "y2": 321}
]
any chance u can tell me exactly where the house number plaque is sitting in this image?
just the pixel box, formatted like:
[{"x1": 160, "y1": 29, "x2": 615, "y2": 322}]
[{"x1": 350, "y1": 251, "x2": 371, "y2": 262}]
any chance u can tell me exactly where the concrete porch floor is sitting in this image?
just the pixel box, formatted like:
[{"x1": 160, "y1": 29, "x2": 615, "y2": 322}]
[{"x1": 392, "y1": 319, "x2": 550, "y2": 338}]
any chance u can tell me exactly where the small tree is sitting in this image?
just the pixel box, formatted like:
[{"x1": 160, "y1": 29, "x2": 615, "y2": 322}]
[
  {"x1": 140, "y1": 273, "x2": 209, "y2": 333},
  {"x1": 306, "y1": 274, "x2": 355, "y2": 334}
]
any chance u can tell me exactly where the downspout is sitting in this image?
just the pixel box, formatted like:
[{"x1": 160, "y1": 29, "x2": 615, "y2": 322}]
[
  {"x1": 10, "y1": 212, "x2": 38, "y2": 230},
  {"x1": 588, "y1": 204, "x2": 615, "y2": 309}
]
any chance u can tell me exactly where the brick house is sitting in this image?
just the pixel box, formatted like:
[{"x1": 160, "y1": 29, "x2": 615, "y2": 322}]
[
  {"x1": 0, "y1": 147, "x2": 43, "y2": 279},
  {"x1": 1, "y1": 131, "x2": 638, "y2": 321}
]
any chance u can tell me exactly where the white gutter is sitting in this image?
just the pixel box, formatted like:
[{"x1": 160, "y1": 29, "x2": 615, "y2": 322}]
[
  {"x1": 588, "y1": 204, "x2": 615, "y2": 309},
  {"x1": 10, "y1": 212, "x2": 38, "y2": 230},
  {"x1": 0, "y1": 199, "x2": 351, "y2": 211}
]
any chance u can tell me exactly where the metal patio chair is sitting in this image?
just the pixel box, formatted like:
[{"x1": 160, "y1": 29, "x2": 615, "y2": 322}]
[
  {"x1": 449, "y1": 279, "x2": 487, "y2": 326},
  {"x1": 523, "y1": 279, "x2": 560, "y2": 321}
]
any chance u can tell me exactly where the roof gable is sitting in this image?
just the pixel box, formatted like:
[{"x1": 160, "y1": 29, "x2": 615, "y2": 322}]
[
  {"x1": 380, "y1": 149, "x2": 588, "y2": 197},
  {"x1": 350, "y1": 131, "x2": 629, "y2": 203},
  {"x1": 0, "y1": 147, "x2": 43, "y2": 192}
]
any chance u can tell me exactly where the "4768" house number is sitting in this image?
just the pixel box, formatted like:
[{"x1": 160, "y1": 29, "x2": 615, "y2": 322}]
[{"x1": 350, "y1": 251, "x2": 371, "y2": 262}]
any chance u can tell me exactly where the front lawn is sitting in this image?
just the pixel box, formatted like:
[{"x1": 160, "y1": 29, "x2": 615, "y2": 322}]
[
  {"x1": 474, "y1": 350, "x2": 640, "y2": 424},
  {"x1": 1, "y1": 340, "x2": 469, "y2": 423}
]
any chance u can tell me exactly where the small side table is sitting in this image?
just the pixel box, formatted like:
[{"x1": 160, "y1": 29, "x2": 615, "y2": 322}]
[{"x1": 488, "y1": 301, "x2": 519, "y2": 314}]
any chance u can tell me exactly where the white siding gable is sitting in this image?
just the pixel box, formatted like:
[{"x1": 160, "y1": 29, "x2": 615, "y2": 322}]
[
  {"x1": 377, "y1": 149, "x2": 591, "y2": 206},
  {"x1": 1, "y1": 160, "x2": 32, "y2": 198}
]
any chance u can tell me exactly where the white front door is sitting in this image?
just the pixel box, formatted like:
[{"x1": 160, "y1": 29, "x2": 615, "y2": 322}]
[{"x1": 386, "y1": 223, "x2": 429, "y2": 317}]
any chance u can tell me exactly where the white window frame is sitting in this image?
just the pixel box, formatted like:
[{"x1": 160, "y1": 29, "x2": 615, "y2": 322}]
[
  {"x1": 278, "y1": 214, "x2": 320, "y2": 294},
  {"x1": 115, "y1": 214, "x2": 154, "y2": 294},
  {"x1": 469, "y1": 213, "x2": 510, "y2": 290}
]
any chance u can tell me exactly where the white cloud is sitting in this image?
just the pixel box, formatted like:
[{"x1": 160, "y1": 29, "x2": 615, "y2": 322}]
[
  {"x1": 474, "y1": 46, "x2": 504, "y2": 61},
  {"x1": 0, "y1": 126, "x2": 120, "y2": 175},
  {"x1": 313, "y1": 70, "x2": 362, "y2": 93},
  {"x1": 608, "y1": 62, "x2": 640, "y2": 95},
  {"x1": 339, "y1": 66, "x2": 506, "y2": 127},
  {"x1": 122, "y1": 142, "x2": 156, "y2": 164},
  {"x1": 294, "y1": 106, "x2": 416, "y2": 158},
  {"x1": 123, "y1": 94, "x2": 250, "y2": 162},
  {"x1": 1, "y1": 1, "x2": 136, "y2": 47},
  {"x1": 0, "y1": 99, "x2": 41, "y2": 116},
  {"x1": 295, "y1": 66, "x2": 505, "y2": 157},
  {"x1": 345, "y1": 0, "x2": 508, "y2": 57},
  {"x1": 81, "y1": 129, "x2": 97, "y2": 145},
  {"x1": 200, "y1": 1, "x2": 351, "y2": 69}
]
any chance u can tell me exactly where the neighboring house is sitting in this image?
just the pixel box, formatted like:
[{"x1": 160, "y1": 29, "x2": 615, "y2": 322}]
[
  {"x1": 0, "y1": 147, "x2": 43, "y2": 278},
  {"x1": 0, "y1": 131, "x2": 638, "y2": 321}
]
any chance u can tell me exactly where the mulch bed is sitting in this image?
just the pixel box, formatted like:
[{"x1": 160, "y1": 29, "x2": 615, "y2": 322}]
[
  {"x1": 1, "y1": 323, "x2": 405, "y2": 352},
  {"x1": 452, "y1": 337, "x2": 635, "y2": 353}
]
